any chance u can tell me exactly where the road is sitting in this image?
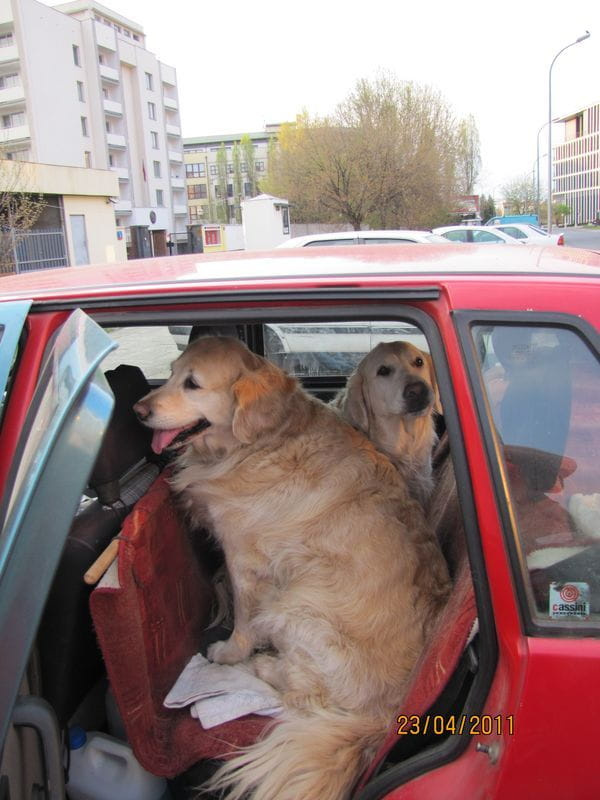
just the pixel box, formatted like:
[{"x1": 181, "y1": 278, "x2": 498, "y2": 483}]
[{"x1": 560, "y1": 228, "x2": 600, "y2": 251}]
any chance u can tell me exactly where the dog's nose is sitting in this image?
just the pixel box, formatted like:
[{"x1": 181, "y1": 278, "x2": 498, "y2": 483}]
[
  {"x1": 403, "y1": 381, "x2": 430, "y2": 412},
  {"x1": 133, "y1": 400, "x2": 151, "y2": 421}
]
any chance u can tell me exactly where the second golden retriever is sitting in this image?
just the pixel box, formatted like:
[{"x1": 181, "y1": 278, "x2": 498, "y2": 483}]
[
  {"x1": 334, "y1": 341, "x2": 441, "y2": 505},
  {"x1": 134, "y1": 336, "x2": 450, "y2": 800}
]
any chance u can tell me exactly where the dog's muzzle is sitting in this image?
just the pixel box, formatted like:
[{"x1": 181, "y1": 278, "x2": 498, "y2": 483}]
[{"x1": 403, "y1": 381, "x2": 431, "y2": 413}]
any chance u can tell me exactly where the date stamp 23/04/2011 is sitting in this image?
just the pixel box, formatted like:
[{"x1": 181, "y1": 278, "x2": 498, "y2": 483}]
[{"x1": 397, "y1": 714, "x2": 514, "y2": 737}]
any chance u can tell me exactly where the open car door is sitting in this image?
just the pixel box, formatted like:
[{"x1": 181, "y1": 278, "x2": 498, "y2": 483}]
[{"x1": 0, "y1": 307, "x2": 116, "y2": 799}]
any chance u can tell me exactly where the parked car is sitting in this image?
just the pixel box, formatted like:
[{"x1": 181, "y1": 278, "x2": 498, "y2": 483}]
[
  {"x1": 485, "y1": 214, "x2": 540, "y2": 227},
  {"x1": 1, "y1": 243, "x2": 599, "y2": 800},
  {"x1": 489, "y1": 223, "x2": 564, "y2": 246},
  {"x1": 277, "y1": 229, "x2": 450, "y2": 247},
  {"x1": 432, "y1": 226, "x2": 526, "y2": 244}
]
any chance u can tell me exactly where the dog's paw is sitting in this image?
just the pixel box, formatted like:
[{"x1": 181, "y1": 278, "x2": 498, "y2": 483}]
[{"x1": 207, "y1": 635, "x2": 249, "y2": 665}]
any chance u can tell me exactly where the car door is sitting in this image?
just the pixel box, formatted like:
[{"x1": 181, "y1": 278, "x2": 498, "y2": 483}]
[{"x1": 0, "y1": 306, "x2": 116, "y2": 798}]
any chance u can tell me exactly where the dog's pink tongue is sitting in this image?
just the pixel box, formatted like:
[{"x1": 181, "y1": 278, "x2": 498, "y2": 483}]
[{"x1": 151, "y1": 427, "x2": 186, "y2": 454}]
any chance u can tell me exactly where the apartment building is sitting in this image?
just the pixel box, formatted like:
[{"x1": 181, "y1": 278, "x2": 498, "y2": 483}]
[
  {"x1": 0, "y1": 0, "x2": 186, "y2": 260},
  {"x1": 183, "y1": 127, "x2": 278, "y2": 225},
  {"x1": 554, "y1": 102, "x2": 600, "y2": 225}
]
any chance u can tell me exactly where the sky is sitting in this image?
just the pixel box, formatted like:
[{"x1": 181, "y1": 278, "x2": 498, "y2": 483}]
[{"x1": 46, "y1": 0, "x2": 600, "y2": 198}]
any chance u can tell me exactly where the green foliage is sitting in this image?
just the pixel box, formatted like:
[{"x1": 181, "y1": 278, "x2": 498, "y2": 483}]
[
  {"x1": 480, "y1": 194, "x2": 496, "y2": 223},
  {"x1": 215, "y1": 144, "x2": 229, "y2": 223},
  {"x1": 240, "y1": 134, "x2": 257, "y2": 198},
  {"x1": 232, "y1": 142, "x2": 242, "y2": 224}
]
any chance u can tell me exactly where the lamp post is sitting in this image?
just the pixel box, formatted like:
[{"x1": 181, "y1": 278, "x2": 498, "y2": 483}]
[
  {"x1": 536, "y1": 121, "x2": 550, "y2": 222},
  {"x1": 547, "y1": 31, "x2": 590, "y2": 233}
]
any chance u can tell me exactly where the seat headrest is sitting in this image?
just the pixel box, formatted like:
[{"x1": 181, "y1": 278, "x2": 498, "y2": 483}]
[{"x1": 89, "y1": 365, "x2": 152, "y2": 505}]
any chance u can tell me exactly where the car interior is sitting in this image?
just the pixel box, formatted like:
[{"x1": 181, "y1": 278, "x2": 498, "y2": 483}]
[{"x1": 3, "y1": 307, "x2": 598, "y2": 799}]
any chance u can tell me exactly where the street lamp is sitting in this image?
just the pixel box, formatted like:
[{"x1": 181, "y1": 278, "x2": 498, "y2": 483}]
[{"x1": 547, "y1": 31, "x2": 590, "y2": 233}]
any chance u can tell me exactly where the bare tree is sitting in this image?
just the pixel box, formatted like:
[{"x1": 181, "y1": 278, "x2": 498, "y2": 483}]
[
  {"x1": 456, "y1": 114, "x2": 481, "y2": 195},
  {"x1": 501, "y1": 174, "x2": 537, "y2": 215},
  {"x1": 264, "y1": 75, "x2": 460, "y2": 230},
  {"x1": 0, "y1": 156, "x2": 46, "y2": 275}
]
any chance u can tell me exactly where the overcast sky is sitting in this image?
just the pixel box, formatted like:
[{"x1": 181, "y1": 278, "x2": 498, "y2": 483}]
[{"x1": 47, "y1": 0, "x2": 600, "y2": 197}]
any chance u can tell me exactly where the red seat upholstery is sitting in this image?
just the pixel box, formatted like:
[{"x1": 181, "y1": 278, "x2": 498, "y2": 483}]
[{"x1": 90, "y1": 474, "x2": 268, "y2": 778}]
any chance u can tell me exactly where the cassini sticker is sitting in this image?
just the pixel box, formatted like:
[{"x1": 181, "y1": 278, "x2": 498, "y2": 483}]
[{"x1": 549, "y1": 582, "x2": 590, "y2": 620}]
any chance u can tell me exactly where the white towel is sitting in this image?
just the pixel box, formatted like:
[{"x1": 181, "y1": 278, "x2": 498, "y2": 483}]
[{"x1": 164, "y1": 653, "x2": 283, "y2": 729}]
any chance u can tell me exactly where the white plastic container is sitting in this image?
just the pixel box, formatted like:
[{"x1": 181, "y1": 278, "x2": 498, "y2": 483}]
[{"x1": 66, "y1": 727, "x2": 167, "y2": 800}]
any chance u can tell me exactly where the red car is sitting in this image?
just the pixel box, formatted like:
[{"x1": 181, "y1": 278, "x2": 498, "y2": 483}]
[{"x1": 0, "y1": 243, "x2": 599, "y2": 799}]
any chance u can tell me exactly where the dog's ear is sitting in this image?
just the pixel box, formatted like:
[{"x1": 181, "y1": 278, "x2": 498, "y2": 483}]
[
  {"x1": 341, "y1": 370, "x2": 369, "y2": 432},
  {"x1": 232, "y1": 360, "x2": 296, "y2": 444},
  {"x1": 423, "y1": 352, "x2": 442, "y2": 415}
]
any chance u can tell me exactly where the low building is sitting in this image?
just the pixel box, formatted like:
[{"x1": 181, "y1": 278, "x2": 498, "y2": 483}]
[{"x1": 554, "y1": 103, "x2": 600, "y2": 225}]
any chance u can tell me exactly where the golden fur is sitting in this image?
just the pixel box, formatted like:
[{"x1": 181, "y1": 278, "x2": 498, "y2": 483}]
[
  {"x1": 334, "y1": 341, "x2": 441, "y2": 506},
  {"x1": 134, "y1": 336, "x2": 450, "y2": 800}
]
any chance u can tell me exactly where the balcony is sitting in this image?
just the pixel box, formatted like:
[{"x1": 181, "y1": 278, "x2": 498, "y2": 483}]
[
  {"x1": 173, "y1": 205, "x2": 188, "y2": 216},
  {"x1": 0, "y1": 44, "x2": 19, "y2": 64},
  {"x1": 163, "y1": 95, "x2": 178, "y2": 111},
  {"x1": 161, "y1": 64, "x2": 176, "y2": 86},
  {"x1": 94, "y1": 20, "x2": 116, "y2": 51},
  {"x1": 99, "y1": 64, "x2": 119, "y2": 83},
  {"x1": 166, "y1": 123, "x2": 181, "y2": 137},
  {"x1": 107, "y1": 133, "x2": 127, "y2": 148},
  {"x1": 0, "y1": 85, "x2": 25, "y2": 105},
  {"x1": 103, "y1": 98, "x2": 123, "y2": 116},
  {"x1": 1, "y1": 123, "x2": 29, "y2": 142},
  {"x1": 168, "y1": 150, "x2": 182, "y2": 163},
  {"x1": 170, "y1": 176, "x2": 184, "y2": 189},
  {"x1": 111, "y1": 166, "x2": 129, "y2": 181},
  {"x1": 114, "y1": 199, "x2": 132, "y2": 213}
]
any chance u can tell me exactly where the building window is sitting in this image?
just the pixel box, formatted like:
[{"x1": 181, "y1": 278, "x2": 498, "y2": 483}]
[
  {"x1": 156, "y1": 189, "x2": 164, "y2": 206},
  {"x1": 227, "y1": 163, "x2": 234, "y2": 174},
  {"x1": 0, "y1": 73, "x2": 19, "y2": 90},
  {"x1": 124, "y1": 29, "x2": 131, "y2": 37},
  {"x1": 133, "y1": 34, "x2": 140, "y2": 41},
  {"x1": 98, "y1": 53, "x2": 104, "y2": 65},
  {"x1": 209, "y1": 164, "x2": 217, "y2": 175},
  {"x1": 145, "y1": 72, "x2": 153, "y2": 91},
  {"x1": 108, "y1": 153, "x2": 114, "y2": 166},
  {"x1": 189, "y1": 205, "x2": 202, "y2": 223},
  {"x1": 2, "y1": 111, "x2": 25, "y2": 129},
  {"x1": 148, "y1": 101, "x2": 156, "y2": 120},
  {"x1": 187, "y1": 184, "x2": 207, "y2": 199},
  {"x1": 153, "y1": 160, "x2": 161, "y2": 178},
  {"x1": 243, "y1": 181, "x2": 252, "y2": 196},
  {"x1": 77, "y1": 80, "x2": 85, "y2": 102},
  {"x1": 256, "y1": 160, "x2": 265, "y2": 172},
  {"x1": 84, "y1": 151, "x2": 92, "y2": 168},
  {"x1": 72, "y1": 44, "x2": 80, "y2": 65},
  {"x1": 204, "y1": 227, "x2": 221, "y2": 246},
  {"x1": 105, "y1": 119, "x2": 111, "y2": 133},
  {"x1": 0, "y1": 32, "x2": 14, "y2": 48},
  {"x1": 185, "y1": 162, "x2": 205, "y2": 178},
  {"x1": 81, "y1": 116, "x2": 88, "y2": 136},
  {"x1": 227, "y1": 183, "x2": 233, "y2": 197},
  {"x1": 151, "y1": 131, "x2": 159, "y2": 149}
]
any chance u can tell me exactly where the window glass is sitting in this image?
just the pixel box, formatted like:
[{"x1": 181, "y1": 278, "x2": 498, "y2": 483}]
[
  {"x1": 360, "y1": 237, "x2": 414, "y2": 245},
  {"x1": 472, "y1": 230, "x2": 505, "y2": 243},
  {"x1": 264, "y1": 321, "x2": 428, "y2": 377},
  {"x1": 473, "y1": 324, "x2": 600, "y2": 631},
  {"x1": 102, "y1": 326, "x2": 180, "y2": 378},
  {"x1": 443, "y1": 230, "x2": 467, "y2": 242},
  {"x1": 498, "y1": 226, "x2": 527, "y2": 239},
  {"x1": 304, "y1": 238, "x2": 355, "y2": 247}
]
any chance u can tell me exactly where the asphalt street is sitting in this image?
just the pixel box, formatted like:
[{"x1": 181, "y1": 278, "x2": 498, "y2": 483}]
[{"x1": 560, "y1": 228, "x2": 600, "y2": 251}]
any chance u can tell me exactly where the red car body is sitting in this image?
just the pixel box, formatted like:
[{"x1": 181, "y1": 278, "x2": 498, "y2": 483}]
[{"x1": 0, "y1": 243, "x2": 599, "y2": 799}]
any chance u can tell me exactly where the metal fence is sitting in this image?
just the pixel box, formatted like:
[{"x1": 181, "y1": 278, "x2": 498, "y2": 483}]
[{"x1": 0, "y1": 228, "x2": 69, "y2": 274}]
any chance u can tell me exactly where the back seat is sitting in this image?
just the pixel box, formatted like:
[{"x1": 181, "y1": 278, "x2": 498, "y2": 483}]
[{"x1": 38, "y1": 365, "x2": 157, "y2": 726}]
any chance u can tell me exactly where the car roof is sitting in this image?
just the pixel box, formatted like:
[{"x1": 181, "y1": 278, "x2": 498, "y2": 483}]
[
  {"x1": 0, "y1": 244, "x2": 598, "y2": 306},
  {"x1": 279, "y1": 230, "x2": 435, "y2": 247}
]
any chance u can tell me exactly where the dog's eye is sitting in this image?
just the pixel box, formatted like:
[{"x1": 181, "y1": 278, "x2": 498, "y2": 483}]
[
  {"x1": 414, "y1": 357, "x2": 424, "y2": 368},
  {"x1": 184, "y1": 376, "x2": 201, "y2": 390},
  {"x1": 377, "y1": 365, "x2": 392, "y2": 376}
]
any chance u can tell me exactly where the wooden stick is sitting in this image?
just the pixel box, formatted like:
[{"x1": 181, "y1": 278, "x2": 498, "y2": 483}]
[{"x1": 84, "y1": 538, "x2": 120, "y2": 585}]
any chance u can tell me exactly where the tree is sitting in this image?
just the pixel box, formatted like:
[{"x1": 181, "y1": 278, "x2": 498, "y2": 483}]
[
  {"x1": 480, "y1": 194, "x2": 496, "y2": 223},
  {"x1": 215, "y1": 143, "x2": 229, "y2": 223},
  {"x1": 263, "y1": 75, "x2": 460, "y2": 230},
  {"x1": 0, "y1": 157, "x2": 46, "y2": 275},
  {"x1": 232, "y1": 141, "x2": 242, "y2": 224},
  {"x1": 240, "y1": 134, "x2": 257, "y2": 197},
  {"x1": 501, "y1": 174, "x2": 536, "y2": 215},
  {"x1": 456, "y1": 114, "x2": 481, "y2": 195}
]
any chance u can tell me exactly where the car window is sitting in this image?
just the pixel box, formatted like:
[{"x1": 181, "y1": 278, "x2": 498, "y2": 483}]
[
  {"x1": 303, "y1": 238, "x2": 356, "y2": 247},
  {"x1": 263, "y1": 321, "x2": 428, "y2": 377},
  {"x1": 442, "y1": 230, "x2": 468, "y2": 242},
  {"x1": 498, "y1": 226, "x2": 527, "y2": 240},
  {"x1": 359, "y1": 237, "x2": 415, "y2": 244},
  {"x1": 527, "y1": 225, "x2": 548, "y2": 236},
  {"x1": 102, "y1": 326, "x2": 181, "y2": 379},
  {"x1": 472, "y1": 230, "x2": 505, "y2": 243},
  {"x1": 473, "y1": 324, "x2": 600, "y2": 633}
]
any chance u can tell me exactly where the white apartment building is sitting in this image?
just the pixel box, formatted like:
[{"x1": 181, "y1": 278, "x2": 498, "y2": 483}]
[
  {"x1": 554, "y1": 102, "x2": 600, "y2": 225},
  {"x1": 0, "y1": 0, "x2": 186, "y2": 258}
]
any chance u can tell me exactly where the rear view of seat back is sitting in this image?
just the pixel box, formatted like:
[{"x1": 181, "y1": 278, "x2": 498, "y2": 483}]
[{"x1": 39, "y1": 364, "x2": 157, "y2": 726}]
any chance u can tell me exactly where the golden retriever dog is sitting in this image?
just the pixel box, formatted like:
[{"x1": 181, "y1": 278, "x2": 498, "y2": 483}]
[
  {"x1": 334, "y1": 341, "x2": 441, "y2": 506},
  {"x1": 134, "y1": 336, "x2": 450, "y2": 800}
]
